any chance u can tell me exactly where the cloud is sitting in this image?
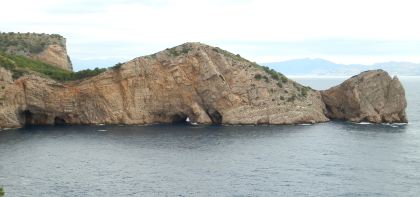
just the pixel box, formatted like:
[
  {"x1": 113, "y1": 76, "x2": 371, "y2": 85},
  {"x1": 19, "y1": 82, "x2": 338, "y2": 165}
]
[{"x1": 1, "y1": 0, "x2": 420, "y2": 69}]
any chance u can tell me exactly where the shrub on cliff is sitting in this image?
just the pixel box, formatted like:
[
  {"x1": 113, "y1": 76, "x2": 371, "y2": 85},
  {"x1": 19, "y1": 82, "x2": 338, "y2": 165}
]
[
  {"x1": 111, "y1": 62, "x2": 123, "y2": 70},
  {"x1": 0, "y1": 32, "x2": 64, "y2": 54},
  {"x1": 0, "y1": 51, "x2": 107, "y2": 81}
]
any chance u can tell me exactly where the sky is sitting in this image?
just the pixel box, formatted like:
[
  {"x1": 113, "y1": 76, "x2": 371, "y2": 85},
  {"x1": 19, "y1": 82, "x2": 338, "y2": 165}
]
[{"x1": 1, "y1": 0, "x2": 420, "y2": 70}]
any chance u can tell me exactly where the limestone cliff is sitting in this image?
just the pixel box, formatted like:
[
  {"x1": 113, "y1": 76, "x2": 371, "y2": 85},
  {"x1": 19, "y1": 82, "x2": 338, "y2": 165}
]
[
  {"x1": 0, "y1": 43, "x2": 329, "y2": 128},
  {"x1": 321, "y1": 70, "x2": 407, "y2": 123},
  {"x1": 0, "y1": 41, "x2": 408, "y2": 128},
  {"x1": 0, "y1": 32, "x2": 73, "y2": 71}
]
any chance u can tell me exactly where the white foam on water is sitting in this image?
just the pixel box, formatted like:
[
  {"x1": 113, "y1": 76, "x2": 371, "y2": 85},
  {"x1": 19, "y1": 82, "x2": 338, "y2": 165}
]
[
  {"x1": 356, "y1": 122, "x2": 372, "y2": 125},
  {"x1": 299, "y1": 124, "x2": 312, "y2": 126}
]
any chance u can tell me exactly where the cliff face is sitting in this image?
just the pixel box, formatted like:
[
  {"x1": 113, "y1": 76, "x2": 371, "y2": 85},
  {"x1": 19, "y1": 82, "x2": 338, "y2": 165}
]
[
  {"x1": 0, "y1": 40, "x2": 408, "y2": 128},
  {"x1": 0, "y1": 43, "x2": 329, "y2": 128},
  {"x1": 0, "y1": 32, "x2": 73, "y2": 71},
  {"x1": 321, "y1": 70, "x2": 407, "y2": 123}
]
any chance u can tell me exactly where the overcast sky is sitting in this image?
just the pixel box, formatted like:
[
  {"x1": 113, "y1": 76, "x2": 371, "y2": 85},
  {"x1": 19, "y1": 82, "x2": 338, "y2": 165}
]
[{"x1": 1, "y1": 0, "x2": 420, "y2": 70}]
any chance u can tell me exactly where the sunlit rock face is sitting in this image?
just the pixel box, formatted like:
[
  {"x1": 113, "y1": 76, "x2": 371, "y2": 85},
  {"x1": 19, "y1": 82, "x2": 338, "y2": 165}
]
[
  {"x1": 0, "y1": 42, "x2": 329, "y2": 128},
  {"x1": 321, "y1": 70, "x2": 407, "y2": 123}
]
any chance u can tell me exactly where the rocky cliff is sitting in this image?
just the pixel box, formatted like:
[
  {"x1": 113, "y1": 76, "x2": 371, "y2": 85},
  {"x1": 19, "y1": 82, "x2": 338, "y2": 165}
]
[
  {"x1": 0, "y1": 32, "x2": 73, "y2": 71},
  {"x1": 0, "y1": 40, "x2": 408, "y2": 128},
  {"x1": 0, "y1": 43, "x2": 329, "y2": 128},
  {"x1": 321, "y1": 70, "x2": 407, "y2": 123}
]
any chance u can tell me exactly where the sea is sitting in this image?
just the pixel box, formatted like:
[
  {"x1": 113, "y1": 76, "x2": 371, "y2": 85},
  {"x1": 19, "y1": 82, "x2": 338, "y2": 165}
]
[{"x1": 0, "y1": 77, "x2": 419, "y2": 196}]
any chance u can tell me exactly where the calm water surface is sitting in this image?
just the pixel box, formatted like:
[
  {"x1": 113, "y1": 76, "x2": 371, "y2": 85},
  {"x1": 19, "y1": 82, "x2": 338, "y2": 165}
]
[{"x1": 0, "y1": 78, "x2": 419, "y2": 196}]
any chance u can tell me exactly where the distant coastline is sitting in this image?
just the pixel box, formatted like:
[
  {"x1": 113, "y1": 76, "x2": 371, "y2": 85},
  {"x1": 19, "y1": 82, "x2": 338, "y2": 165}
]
[
  {"x1": 288, "y1": 75, "x2": 420, "y2": 78},
  {"x1": 263, "y1": 58, "x2": 420, "y2": 77}
]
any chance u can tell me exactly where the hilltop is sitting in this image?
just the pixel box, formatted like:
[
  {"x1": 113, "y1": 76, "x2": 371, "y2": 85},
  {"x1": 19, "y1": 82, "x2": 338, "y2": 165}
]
[
  {"x1": 0, "y1": 32, "x2": 73, "y2": 71},
  {"x1": 0, "y1": 36, "x2": 408, "y2": 128}
]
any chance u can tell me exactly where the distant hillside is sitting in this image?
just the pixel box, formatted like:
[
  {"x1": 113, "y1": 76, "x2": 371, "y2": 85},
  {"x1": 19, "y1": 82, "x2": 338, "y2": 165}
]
[{"x1": 263, "y1": 58, "x2": 420, "y2": 76}]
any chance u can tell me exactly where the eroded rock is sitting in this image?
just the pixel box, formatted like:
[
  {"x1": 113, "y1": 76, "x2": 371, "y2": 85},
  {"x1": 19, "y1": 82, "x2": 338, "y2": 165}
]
[
  {"x1": 0, "y1": 43, "x2": 329, "y2": 128},
  {"x1": 321, "y1": 70, "x2": 407, "y2": 123}
]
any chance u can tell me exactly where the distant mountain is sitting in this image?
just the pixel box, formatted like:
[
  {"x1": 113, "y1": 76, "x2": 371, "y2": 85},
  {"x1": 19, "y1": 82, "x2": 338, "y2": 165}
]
[{"x1": 262, "y1": 58, "x2": 420, "y2": 76}]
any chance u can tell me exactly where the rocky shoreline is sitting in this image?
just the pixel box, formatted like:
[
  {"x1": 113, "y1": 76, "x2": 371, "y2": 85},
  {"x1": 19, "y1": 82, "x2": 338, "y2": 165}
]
[{"x1": 0, "y1": 36, "x2": 407, "y2": 128}]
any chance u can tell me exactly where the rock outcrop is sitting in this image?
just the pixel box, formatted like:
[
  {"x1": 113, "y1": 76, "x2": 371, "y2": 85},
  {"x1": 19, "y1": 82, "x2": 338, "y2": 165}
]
[
  {"x1": 321, "y1": 70, "x2": 407, "y2": 123},
  {"x1": 0, "y1": 32, "x2": 73, "y2": 71},
  {"x1": 0, "y1": 37, "x2": 408, "y2": 128},
  {"x1": 0, "y1": 42, "x2": 329, "y2": 128}
]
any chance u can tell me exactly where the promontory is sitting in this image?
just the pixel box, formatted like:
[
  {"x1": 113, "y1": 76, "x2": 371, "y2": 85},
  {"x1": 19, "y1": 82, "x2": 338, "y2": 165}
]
[{"x1": 0, "y1": 33, "x2": 407, "y2": 128}]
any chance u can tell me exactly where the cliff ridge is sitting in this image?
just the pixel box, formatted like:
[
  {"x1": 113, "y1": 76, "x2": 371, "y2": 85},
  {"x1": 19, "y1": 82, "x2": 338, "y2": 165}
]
[{"x1": 0, "y1": 39, "x2": 408, "y2": 128}]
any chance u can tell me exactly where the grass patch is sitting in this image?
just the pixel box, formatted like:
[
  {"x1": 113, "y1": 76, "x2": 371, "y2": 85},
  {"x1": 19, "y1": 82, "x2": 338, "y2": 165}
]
[{"x1": 0, "y1": 51, "x2": 107, "y2": 81}]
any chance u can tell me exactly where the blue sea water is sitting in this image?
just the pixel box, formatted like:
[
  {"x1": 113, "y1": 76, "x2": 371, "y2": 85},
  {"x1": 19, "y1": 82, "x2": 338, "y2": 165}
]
[{"x1": 0, "y1": 77, "x2": 419, "y2": 197}]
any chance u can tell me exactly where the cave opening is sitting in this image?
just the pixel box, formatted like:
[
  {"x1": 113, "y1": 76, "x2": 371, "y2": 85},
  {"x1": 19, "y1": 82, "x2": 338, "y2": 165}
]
[
  {"x1": 208, "y1": 109, "x2": 223, "y2": 125},
  {"x1": 21, "y1": 110, "x2": 34, "y2": 126},
  {"x1": 54, "y1": 116, "x2": 67, "y2": 125},
  {"x1": 171, "y1": 113, "x2": 189, "y2": 124}
]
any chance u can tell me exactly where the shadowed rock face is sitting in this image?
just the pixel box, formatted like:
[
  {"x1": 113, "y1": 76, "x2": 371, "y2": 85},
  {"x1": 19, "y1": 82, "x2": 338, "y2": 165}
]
[
  {"x1": 321, "y1": 70, "x2": 407, "y2": 123},
  {"x1": 0, "y1": 43, "x2": 329, "y2": 128}
]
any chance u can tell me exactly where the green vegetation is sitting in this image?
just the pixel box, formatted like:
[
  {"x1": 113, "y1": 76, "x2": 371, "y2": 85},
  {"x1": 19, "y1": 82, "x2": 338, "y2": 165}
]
[
  {"x1": 166, "y1": 45, "x2": 192, "y2": 57},
  {"x1": 211, "y1": 45, "x2": 290, "y2": 88},
  {"x1": 287, "y1": 94, "x2": 297, "y2": 102},
  {"x1": 0, "y1": 32, "x2": 64, "y2": 54},
  {"x1": 212, "y1": 47, "x2": 245, "y2": 62},
  {"x1": 300, "y1": 87, "x2": 309, "y2": 97},
  {"x1": 281, "y1": 76, "x2": 288, "y2": 83},
  {"x1": 0, "y1": 51, "x2": 107, "y2": 81},
  {"x1": 263, "y1": 76, "x2": 269, "y2": 83},
  {"x1": 0, "y1": 186, "x2": 4, "y2": 197},
  {"x1": 111, "y1": 62, "x2": 123, "y2": 70},
  {"x1": 166, "y1": 47, "x2": 179, "y2": 56},
  {"x1": 250, "y1": 62, "x2": 290, "y2": 87}
]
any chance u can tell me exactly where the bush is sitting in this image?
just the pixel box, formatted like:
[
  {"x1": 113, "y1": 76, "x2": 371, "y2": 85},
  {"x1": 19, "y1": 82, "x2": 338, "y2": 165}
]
[
  {"x1": 111, "y1": 62, "x2": 123, "y2": 70},
  {"x1": 281, "y1": 76, "x2": 288, "y2": 83},
  {"x1": 73, "y1": 67, "x2": 107, "y2": 80},
  {"x1": 0, "y1": 187, "x2": 4, "y2": 197},
  {"x1": 301, "y1": 87, "x2": 308, "y2": 97},
  {"x1": 263, "y1": 76, "x2": 269, "y2": 83},
  {"x1": 0, "y1": 52, "x2": 107, "y2": 81},
  {"x1": 254, "y1": 74, "x2": 262, "y2": 80},
  {"x1": 300, "y1": 86, "x2": 310, "y2": 97},
  {"x1": 287, "y1": 95, "x2": 297, "y2": 102},
  {"x1": 0, "y1": 32, "x2": 64, "y2": 54}
]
